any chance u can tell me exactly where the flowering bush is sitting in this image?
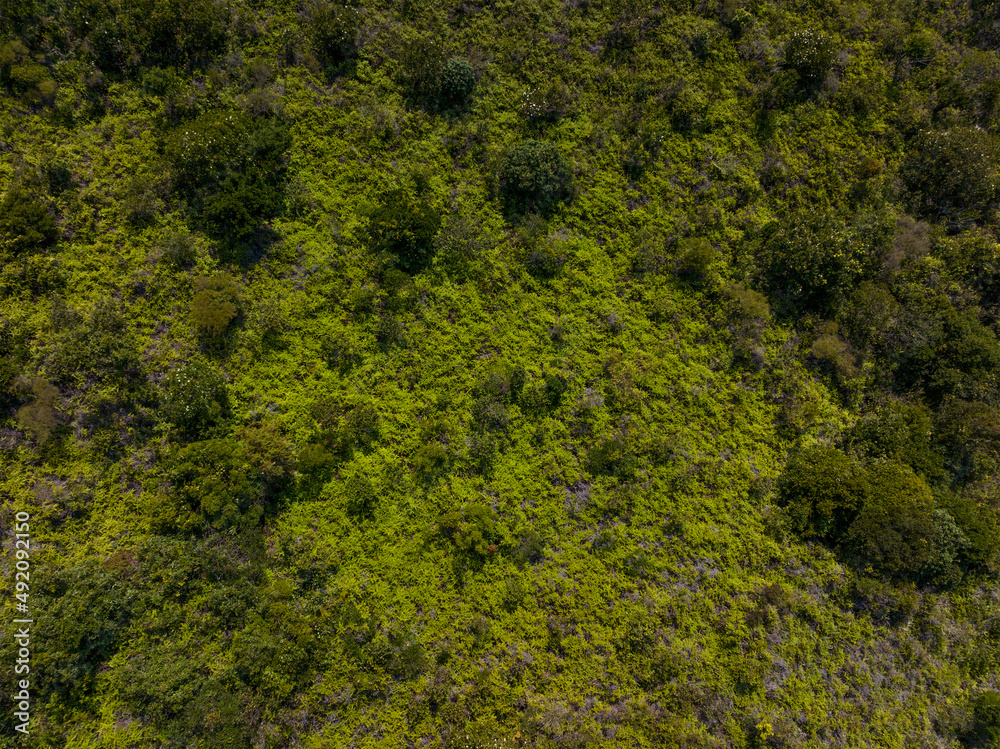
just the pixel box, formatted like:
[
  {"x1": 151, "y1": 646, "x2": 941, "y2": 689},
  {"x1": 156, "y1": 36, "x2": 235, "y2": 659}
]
[{"x1": 162, "y1": 360, "x2": 229, "y2": 438}]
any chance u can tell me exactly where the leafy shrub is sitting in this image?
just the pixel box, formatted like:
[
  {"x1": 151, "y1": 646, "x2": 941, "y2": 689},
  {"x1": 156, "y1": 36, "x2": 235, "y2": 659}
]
[
  {"x1": 32, "y1": 565, "x2": 139, "y2": 702},
  {"x1": 438, "y1": 503, "x2": 499, "y2": 559},
  {"x1": 676, "y1": 237, "x2": 719, "y2": 282},
  {"x1": 935, "y1": 487, "x2": 1000, "y2": 574},
  {"x1": 756, "y1": 209, "x2": 883, "y2": 316},
  {"x1": 776, "y1": 445, "x2": 867, "y2": 542},
  {"x1": 471, "y1": 395, "x2": 510, "y2": 432},
  {"x1": 841, "y1": 461, "x2": 936, "y2": 579},
  {"x1": 367, "y1": 188, "x2": 442, "y2": 274},
  {"x1": 156, "y1": 438, "x2": 261, "y2": 534},
  {"x1": 190, "y1": 272, "x2": 241, "y2": 339},
  {"x1": 844, "y1": 400, "x2": 945, "y2": 481},
  {"x1": 809, "y1": 323, "x2": 859, "y2": 384},
  {"x1": 236, "y1": 420, "x2": 296, "y2": 501},
  {"x1": 586, "y1": 435, "x2": 638, "y2": 478},
  {"x1": 344, "y1": 473, "x2": 377, "y2": 519},
  {"x1": 398, "y1": 35, "x2": 446, "y2": 103},
  {"x1": 518, "y1": 81, "x2": 574, "y2": 123},
  {"x1": 47, "y1": 303, "x2": 145, "y2": 391},
  {"x1": 900, "y1": 127, "x2": 1000, "y2": 225},
  {"x1": 414, "y1": 442, "x2": 449, "y2": 480},
  {"x1": 839, "y1": 281, "x2": 900, "y2": 357},
  {"x1": 964, "y1": 691, "x2": 1000, "y2": 748},
  {"x1": 440, "y1": 59, "x2": 475, "y2": 106},
  {"x1": 515, "y1": 529, "x2": 545, "y2": 564},
  {"x1": 919, "y1": 509, "x2": 970, "y2": 586},
  {"x1": 782, "y1": 30, "x2": 837, "y2": 93},
  {"x1": 166, "y1": 111, "x2": 290, "y2": 244},
  {"x1": 839, "y1": 575, "x2": 919, "y2": 626},
  {"x1": 15, "y1": 377, "x2": 60, "y2": 443},
  {"x1": 933, "y1": 398, "x2": 1000, "y2": 484},
  {"x1": 304, "y1": 0, "x2": 361, "y2": 68},
  {"x1": 0, "y1": 188, "x2": 57, "y2": 256},
  {"x1": 896, "y1": 306, "x2": 1000, "y2": 405},
  {"x1": 70, "y1": 0, "x2": 229, "y2": 73},
  {"x1": 498, "y1": 140, "x2": 574, "y2": 215},
  {"x1": 161, "y1": 360, "x2": 229, "y2": 438},
  {"x1": 158, "y1": 227, "x2": 197, "y2": 268}
]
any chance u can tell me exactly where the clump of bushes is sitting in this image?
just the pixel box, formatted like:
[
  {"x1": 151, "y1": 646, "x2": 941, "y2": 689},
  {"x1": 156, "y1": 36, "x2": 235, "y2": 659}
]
[
  {"x1": 901, "y1": 127, "x2": 1000, "y2": 225},
  {"x1": 166, "y1": 111, "x2": 291, "y2": 245},
  {"x1": 0, "y1": 188, "x2": 58, "y2": 256},
  {"x1": 498, "y1": 140, "x2": 574, "y2": 215},
  {"x1": 158, "y1": 227, "x2": 197, "y2": 268},
  {"x1": 438, "y1": 503, "x2": 500, "y2": 560},
  {"x1": 367, "y1": 188, "x2": 442, "y2": 274},
  {"x1": 15, "y1": 377, "x2": 60, "y2": 443},
  {"x1": 161, "y1": 360, "x2": 229, "y2": 438},
  {"x1": 304, "y1": 0, "x2": 361, "y2": 69},
  {"x1": 190, "y1": 272, "x2": 241, "y2": 339},
  {"x1": 778, "y1": 443, "x2": 998, "y2": 584},
  {"x1": 782, "y1": 29, "x2": 837, "y2": 93}
]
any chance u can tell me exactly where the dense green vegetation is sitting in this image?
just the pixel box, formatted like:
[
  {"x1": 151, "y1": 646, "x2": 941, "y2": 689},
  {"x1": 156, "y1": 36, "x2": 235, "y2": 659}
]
[{"x1": 2, "y1": 0, "x2": 1000, "y2": 746}]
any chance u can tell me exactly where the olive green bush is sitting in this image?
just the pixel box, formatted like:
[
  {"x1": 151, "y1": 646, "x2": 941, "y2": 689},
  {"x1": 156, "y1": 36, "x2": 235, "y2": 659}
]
[
  {"x1": 161, "y1": 360, "x2": 229, "y2": 438},
  {"x1": 840, "y1": 461, "x2": 937, "y2": 579},
  {"x1": 901, "y1": 127, "x2": 1000, "y2": 225},
  {"x1": 166, "y1": 111, "x2": 291, "y2": 245},
  {"x1": 777, "y1": 445, "x2": 868, "y2": 543},
  {"x1": 367, "y1": 188, "x2": 442, "y2": 273},
  {"x1": 190, "y1": 272, "x2": 241, "y2": 339},
  {"x1": 0, "y1": 188, "x2": 57, "y2": 256},
  {"x1": 498, "y1": 140, "x2": 574, "y2": 215},
  {"x1": 782, "y1": 30, "x2": 838, "y2": 94},
  {"x1": 439, "y1": 59, "x2": 475, "y2": 107}
]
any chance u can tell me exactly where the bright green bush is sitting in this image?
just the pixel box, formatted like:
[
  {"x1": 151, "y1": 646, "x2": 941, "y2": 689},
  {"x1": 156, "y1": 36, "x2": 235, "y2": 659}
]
[
  {"x1": 161, "y1": 360, "x2": 229, "y2": 438},
  {"x1": 498, "y1": 140, "x2": 574, "y2": 215}
]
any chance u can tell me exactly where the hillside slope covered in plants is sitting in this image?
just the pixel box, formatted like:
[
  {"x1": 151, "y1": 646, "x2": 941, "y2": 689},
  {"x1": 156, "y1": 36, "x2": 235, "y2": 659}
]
[{"x1": 2, "y1": 0, "x2": 1000, "y2": 746}]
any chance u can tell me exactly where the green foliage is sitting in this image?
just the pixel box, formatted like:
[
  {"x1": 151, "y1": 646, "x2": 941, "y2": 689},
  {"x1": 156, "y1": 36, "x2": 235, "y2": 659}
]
[
  {"x1": 344, "y1": 473, "x2": 378, "y2": 518},
  {"x1": 33, "y1": 565, "x2": 139, "y2": 702},
  {"x1": 15, "y1": 377, "x2": 60, "y2": 443},
  {"x1": 844, "y1": 400, "x2": 945, "y2": 481},
  {"x1": 896, "y1": 306, "x2": 1000, "y2": 405},
  {"x1": 964, "y1": 691, "x2": 1000, "y2": 748},
  {"x1": 438, "y1": 503, "x2": 499, "y2": 559},
  {"x1": 166, "y1": 111, "x2": 291, "y2": 245},
  {"x1": 777, "y1": 445, "x2": 867, "y2": 543},
  {"x1": 586, "y1": 434, "x2": 638, "y2": 479},
  {"x1": 158, "y1": 227, "x2": 197, "y2": 268},
  {"x1": 901, "y1": 127, "x2": 1000, "y2": 225},
  {"x1": 156, "y1": 438, "x2": 263, "y2": 534},
  {"x1": 782, "y1": 30, "x2": 838, "y2": 93},
  {"x1": 440, "y1": 59, "x2": 475, "y2": 107},
  {"x1": 841, "y1": 462, "x2": 937, "y2": 579},
  {"x1": 70, "y1": 0, "x2": 229, "y2": 73},
  {"x1": 190, "y1": 272, "x2": 241, "y2": 339},
  {"x1": 305, "y1": 0, "x2": 361, "y2": 69},
  {"x1": 47, "y1": 303, "x2": 146, "y2": 391},
  {"x1": 0, "y1": 188, "x2": 57, "y2": 256},
  {"x1": 756, "y1": 209, "x2": 888, "y2": 316},
  {"x1": 676, "y1": 237, "x2": 720, "y2": 283},
  {"x1": 161, "y1": 360, "x2": 229, "y2": 438},
  {"x1": 367, "y1": 188, "x2": 442, "y2": 273},
  {"x1": 498, "y1": 140, "x2": 574, "y2": 215}
]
